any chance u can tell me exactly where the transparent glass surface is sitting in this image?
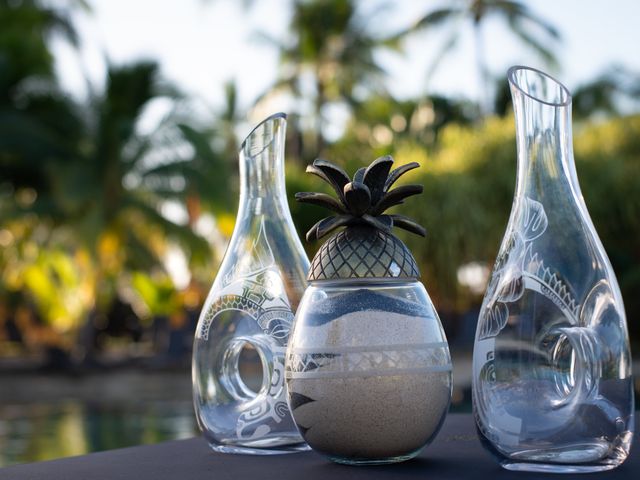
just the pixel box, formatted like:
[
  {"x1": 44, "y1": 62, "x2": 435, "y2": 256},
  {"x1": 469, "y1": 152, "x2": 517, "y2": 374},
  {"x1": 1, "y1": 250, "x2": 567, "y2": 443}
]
[
  {"x1": 472, "y1": 66, "x2": 634, "y2": 473},
  {"x1": 286, "y1": 280, "x2": 452, "y2": 465},
  {"x1": 192, "y1": 113, "x2": 310, "y2": 454}
]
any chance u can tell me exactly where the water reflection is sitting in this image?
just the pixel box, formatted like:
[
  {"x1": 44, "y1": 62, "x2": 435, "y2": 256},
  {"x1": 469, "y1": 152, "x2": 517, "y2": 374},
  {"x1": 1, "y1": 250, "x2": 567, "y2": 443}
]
[
  {"x1": 0, "y1": 357, "x2": 484, "y2": 467},
  {"x1": 0, "y1": 401, "x2": 197, "y2": 467},
  {"x1": 0, "y1": 396, "x2": 477, "y2": 466}
]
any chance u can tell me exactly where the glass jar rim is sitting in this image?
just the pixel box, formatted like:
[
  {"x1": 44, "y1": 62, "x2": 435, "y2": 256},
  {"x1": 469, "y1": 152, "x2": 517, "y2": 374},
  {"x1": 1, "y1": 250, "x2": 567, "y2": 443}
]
[
  {"x1": 309, "y1": 277, "x2": 421, "y2": 288},
  {"x1": 508, "y1": 65, "x2": 572, "y2": 108}
]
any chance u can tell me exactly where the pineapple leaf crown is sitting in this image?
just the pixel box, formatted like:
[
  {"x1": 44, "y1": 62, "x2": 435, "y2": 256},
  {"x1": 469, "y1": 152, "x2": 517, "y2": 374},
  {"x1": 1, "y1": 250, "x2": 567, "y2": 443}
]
[{"x1": 296, "y1": 156, "x2": 426, "y2": 242}]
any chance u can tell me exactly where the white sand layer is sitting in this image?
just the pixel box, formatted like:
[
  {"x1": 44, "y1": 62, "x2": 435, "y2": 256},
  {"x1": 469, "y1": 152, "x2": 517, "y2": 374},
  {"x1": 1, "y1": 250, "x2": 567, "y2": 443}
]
[
  {"x1": 288, "y1": 372, "x2": 450, "y2": 459},
  {"x1": 286, "y1": 307, "x2": 452, "y2": 461}
]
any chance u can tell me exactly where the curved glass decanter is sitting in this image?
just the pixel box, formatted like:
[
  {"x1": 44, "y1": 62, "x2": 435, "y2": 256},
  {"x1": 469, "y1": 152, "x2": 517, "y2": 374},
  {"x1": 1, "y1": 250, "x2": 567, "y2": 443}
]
[
  {"x1": 192, "y1": 113, "x2": 310, "y2": 454},
  {"x1": 473, "y1": 66, "x2": 634, "y2": 473}
]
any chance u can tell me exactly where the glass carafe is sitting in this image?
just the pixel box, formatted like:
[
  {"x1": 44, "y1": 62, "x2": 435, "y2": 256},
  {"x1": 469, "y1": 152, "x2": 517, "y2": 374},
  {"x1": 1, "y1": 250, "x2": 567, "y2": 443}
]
[
  {"x1": 473, "y1": 66, "x2": 634, "y2": 473},
  {"x1": 192, "y1": 113, "x2": 310, "y2": 454}
]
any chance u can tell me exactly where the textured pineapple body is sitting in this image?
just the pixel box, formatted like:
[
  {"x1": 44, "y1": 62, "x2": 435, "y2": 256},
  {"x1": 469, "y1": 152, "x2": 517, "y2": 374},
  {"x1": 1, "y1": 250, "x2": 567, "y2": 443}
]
[{"x1": 308, "y1": 225, "x2": 419, "y2": 281}]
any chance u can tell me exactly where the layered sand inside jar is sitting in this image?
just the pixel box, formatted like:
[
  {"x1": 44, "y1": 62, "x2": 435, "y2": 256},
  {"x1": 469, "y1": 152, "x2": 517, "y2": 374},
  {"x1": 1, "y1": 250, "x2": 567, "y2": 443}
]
[{"x1": 286, "y1": 290, "x2": 452, "y2": 460}]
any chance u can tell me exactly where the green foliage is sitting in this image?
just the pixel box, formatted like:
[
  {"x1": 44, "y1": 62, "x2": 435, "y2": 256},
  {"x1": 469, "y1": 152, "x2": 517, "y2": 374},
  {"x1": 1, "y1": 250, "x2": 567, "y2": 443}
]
[
  {"x1": 0, "y1": 53, "x2": 219, "y2": 335},
  {"x1": 143, "y1": 124, "x2": 234, "y2": 217},
  {"x1": 395, "y1": 0, "x2": 561, "y2": 113},
  {"x1": 264, "y1": 0, "x2": 398, "y2": 154},
  {"x1": 408, "y1": 115, "x2": 640, "y2": 321},
  {"x1": 131, "y1": 272, "x2": 180, "y2": 319},
  {"x1": 572, "y1": 67, "x2": 640, "y2": 119},
  {"x1": 2, "y1": 0, "x2": 640, "y2": 355},
  {"x1": 0, "y1": 0, "x2": 80, "y2": 97},
  {"x1": 293, "y1": 114, "x2": 640, "y2": 331},
  {"x1": 335, "y1": 94, "x2": 478, "y2": 162},
  {"x1": 0, "y1": 0, "x2": 236, "y2": 344},
  {"x1": 285, "y1": 160, "x2": 328, "y2": 256},
  {"x1": 573, "y1": 116, "x2": 640, "y2": 341},
  {"x1": 399, "y1": 117, "x2": 517, "y2": 310}
]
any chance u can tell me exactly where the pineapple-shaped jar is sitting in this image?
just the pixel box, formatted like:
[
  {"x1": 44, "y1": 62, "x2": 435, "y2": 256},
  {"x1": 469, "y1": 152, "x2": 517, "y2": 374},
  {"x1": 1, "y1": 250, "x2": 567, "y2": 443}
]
[{"x1": 285, "y1": 156, "x2": 452, "y2": 465}]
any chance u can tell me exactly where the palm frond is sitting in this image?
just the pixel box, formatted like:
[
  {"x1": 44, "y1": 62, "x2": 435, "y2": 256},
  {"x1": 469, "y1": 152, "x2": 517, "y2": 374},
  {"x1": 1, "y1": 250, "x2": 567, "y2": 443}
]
[
  {"x1": 41, "y1": 6, "x2": 80, "y2": 47},
  {"x1": 251, "y1": 30, "x2": 286, "y2": 50},
  {"x1": 509, "y1": 20, "x2": 559, "y2": 68},
  {"x1": 222, "y1": 81, "x2": 238, "y2": 123},
  {"x1": 123, "y1": 228, "x2": 163, "y2": 271},
  {"x1": 123, "y1": 196, "x2": 210, "y2": 259},
  {"x1": 410, "y1": 8, "x2": 461, "y2": 33},
  {"x1": 253, "y1": 75, "x2": 299, "y2": 105},
  {"x1": 425, "y1": 28, "x2": 461, "y2": 84},
  {"x1": 142, "y1": 160, "x2": 192, "y2": 178},
  {"x1": 498, "y1": 1, "x2": 561, "y2": 39},
  {"x1": 122, "y1": 137, "x2": 152, "y2": 167},
  {"x1": 178, "y1": 123, "x2": 221, "y2": 163}
]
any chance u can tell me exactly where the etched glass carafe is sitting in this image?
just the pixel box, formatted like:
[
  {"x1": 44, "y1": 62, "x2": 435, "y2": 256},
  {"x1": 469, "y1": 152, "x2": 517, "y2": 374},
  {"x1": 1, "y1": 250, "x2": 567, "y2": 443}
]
[
  {"x1": 193, "y1": 113, "x2": 310, "y2": 454},
  {"x1": 473, "y1": 66, "x2": 634, "y2": 472}
]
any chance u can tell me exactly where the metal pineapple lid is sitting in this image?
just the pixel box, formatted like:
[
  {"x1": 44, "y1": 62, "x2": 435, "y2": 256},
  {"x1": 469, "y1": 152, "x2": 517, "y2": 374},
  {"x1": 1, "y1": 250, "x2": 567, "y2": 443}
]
[
  {"x1": 296, "y1": 156, "x2": 426, "y2": 281},
  {"x1": 308, "y1": 225, "x2": 420, "y2": 280}
]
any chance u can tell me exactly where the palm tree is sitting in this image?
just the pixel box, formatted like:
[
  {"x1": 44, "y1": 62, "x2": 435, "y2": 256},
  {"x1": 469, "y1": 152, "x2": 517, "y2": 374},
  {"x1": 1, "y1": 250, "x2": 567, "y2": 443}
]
[
  {"x1": 142, "y1": 122, "x2": 234, "y2": 229},
  {"x1": 572, "y1": 66, "x2": 640, "y2": 119},
  {"x1": 1, "y1": 61, "x2": 212, "y2": 353},
  {"x1": 0, "y1": 0, "x2": 89, "y2": 208},
  {"x1": 219, "y1": 80, "x2": 241, "y2": 156},
  {"x1": 397, "y1": 0, "x2": 561, "y2": 114},
  {"x1": 260, "y1": 0, "x2": 398, "y2": 155},
  {"x1": 349, "y1": 93, "x2": 477, "y2": 147},
  {"x1": 68, "y1": 62, "x2": 210, "y2": 301},
  {"x1": 0, "y1": 0, "x2": 88, "y2": 104},
  {"x1": 142, "y1": 79, "x2": 239, "y2": 234}
]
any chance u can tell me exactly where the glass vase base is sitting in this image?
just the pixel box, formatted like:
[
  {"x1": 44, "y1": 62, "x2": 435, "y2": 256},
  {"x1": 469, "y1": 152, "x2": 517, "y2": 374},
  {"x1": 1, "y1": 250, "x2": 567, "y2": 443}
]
[
  {"x1": 499, "y1": 441, "x2": 622, "y2": 473},
  {"x1": 501, "y1": 462, "x2": 618, "y2": 474},
  {"x1": 209, "y1": 441, "x2": 310, "y2": 456},
  {"x1": 328, "y1": 452, "x2": 420, "y2": 466}
]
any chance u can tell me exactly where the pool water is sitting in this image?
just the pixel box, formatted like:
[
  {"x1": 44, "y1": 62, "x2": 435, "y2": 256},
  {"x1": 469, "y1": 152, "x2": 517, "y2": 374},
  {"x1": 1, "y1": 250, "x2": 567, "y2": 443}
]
[
  {"x1": 0, "y1": 369, "x2": 201, "y2": 467},
  {"x1": 0, "y1": 363, "x2": 478, "y2": 467},
  {"x1": 0, "y1": 400, "x2": 197, "y2": 467}
]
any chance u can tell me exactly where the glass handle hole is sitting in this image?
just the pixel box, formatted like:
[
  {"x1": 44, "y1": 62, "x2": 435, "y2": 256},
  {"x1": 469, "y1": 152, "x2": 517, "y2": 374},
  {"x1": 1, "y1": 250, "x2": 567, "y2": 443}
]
[
  {"x1": 221, "y1": 338, "x2": 271, "y2": 401},
  {"x1": 543, "y1": 326, "x2": 601, "y2": 408}
]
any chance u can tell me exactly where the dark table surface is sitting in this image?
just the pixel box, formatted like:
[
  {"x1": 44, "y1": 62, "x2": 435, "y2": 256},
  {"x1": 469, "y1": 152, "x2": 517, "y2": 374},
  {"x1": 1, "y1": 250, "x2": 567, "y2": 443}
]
[{"x1": 1, "y1": 414, "x2": 637, "y2": 480}]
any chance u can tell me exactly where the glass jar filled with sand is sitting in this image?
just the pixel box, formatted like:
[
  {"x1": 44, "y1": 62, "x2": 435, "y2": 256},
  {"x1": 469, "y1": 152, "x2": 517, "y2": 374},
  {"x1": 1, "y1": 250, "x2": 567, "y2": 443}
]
[{"x1": 285, "y1": 157, "x2": 452, "y2": 465}]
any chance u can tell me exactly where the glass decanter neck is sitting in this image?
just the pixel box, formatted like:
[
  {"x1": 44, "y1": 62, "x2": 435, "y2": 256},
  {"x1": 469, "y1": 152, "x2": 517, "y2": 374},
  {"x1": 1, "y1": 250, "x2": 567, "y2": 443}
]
[
  {"x1": 239, "y1": 112, "x2": 289, "y2": 213},
  {"x1": 509, "y1": 66, "x2": 580, "y2": 201}
]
